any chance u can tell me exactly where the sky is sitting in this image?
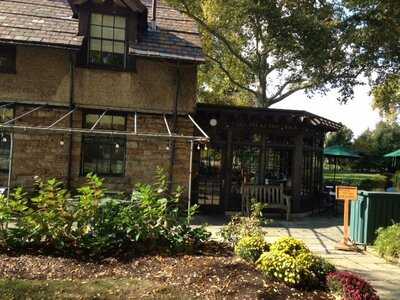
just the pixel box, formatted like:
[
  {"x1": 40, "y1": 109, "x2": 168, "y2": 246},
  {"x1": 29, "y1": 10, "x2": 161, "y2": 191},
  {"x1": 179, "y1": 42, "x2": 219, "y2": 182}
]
[{"x1": 271, "y1": 84, "x2": 382, "y2": 138}]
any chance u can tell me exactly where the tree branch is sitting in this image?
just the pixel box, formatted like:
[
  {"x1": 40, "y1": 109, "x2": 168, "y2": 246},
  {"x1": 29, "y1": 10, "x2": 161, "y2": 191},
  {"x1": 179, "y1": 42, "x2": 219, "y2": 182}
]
[
  {"x1": 206, "y1": 54, "x2": 258, "y2": 97},
  {"x1": 177, "y1": 0, "x2": 254, "y2": 71},
  {"x1": 269, "y1": 82, "x2": 315, "y2": 105}
]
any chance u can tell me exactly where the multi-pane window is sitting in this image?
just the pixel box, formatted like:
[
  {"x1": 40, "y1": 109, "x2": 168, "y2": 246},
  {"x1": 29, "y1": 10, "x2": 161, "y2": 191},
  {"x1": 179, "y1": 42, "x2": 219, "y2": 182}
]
[
  {"x1": 0, "y1": 45, "x2": 16, "y2": 74},
  {"x1": 89, "y1": 13, "x2": 126, "y2": 68},
  {"x1": 81, "y1": 113, "x2": 126, "y2": 176},
  {"x1": 0, "y1": 108, "x2": 14, "y2": 173}
]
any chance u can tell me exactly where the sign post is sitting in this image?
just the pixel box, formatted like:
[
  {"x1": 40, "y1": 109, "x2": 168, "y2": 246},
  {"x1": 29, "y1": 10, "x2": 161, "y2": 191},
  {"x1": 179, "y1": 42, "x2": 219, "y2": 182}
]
[{"x1": 335, "y1": 186, "x2": 358, "y2": 251}]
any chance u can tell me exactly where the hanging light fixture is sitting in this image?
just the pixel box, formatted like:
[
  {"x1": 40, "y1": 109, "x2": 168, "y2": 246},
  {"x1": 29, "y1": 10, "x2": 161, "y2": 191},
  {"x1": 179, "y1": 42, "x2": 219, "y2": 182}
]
[
  {"x1": 59, "y1": 138, "x2": 65, "y2": 146},
  {"x1": 204, "y1": 144, "x2": 208, "y2": 151},
  {"x1": 2, "y1": 136, "x2": 7, "y2": 143},
  {"x1": 115, "y1": 143, "x2": 120, "y2": 149},
  {"x1": 197, "y1": 143, "x2": 201, "y2": 150}
]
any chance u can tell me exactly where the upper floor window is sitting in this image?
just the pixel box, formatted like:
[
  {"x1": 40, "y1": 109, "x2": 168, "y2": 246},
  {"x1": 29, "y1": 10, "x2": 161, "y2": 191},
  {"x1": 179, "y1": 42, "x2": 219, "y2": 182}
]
[
  {"x1": 89, "y1": 13, "x2": 127, "y2": 68},
  {"x1": 0, "y1": 45, "x2": 16, "y2": 74}
]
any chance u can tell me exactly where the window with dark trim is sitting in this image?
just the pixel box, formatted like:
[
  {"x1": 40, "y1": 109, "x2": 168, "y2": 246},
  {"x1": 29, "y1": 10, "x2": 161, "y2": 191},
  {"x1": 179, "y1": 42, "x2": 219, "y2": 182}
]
[
  {"x1": 81, "y1": 113, "x2": 127, "y2": 176},
  {"x1": 88, "y1": 13, "x2": 127, "y2": 68},
  {"x1": 0, "y1": 45, "x2": 16, "y2": 74},
  {"x1": 0, "y1": 108, "x2": 14, "y2": 173}
]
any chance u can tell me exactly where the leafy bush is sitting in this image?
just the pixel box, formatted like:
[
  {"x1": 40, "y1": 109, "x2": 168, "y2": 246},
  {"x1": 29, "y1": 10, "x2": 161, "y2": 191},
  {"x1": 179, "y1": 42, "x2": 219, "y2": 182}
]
[
  {"x1": 393, "y1": 171, "x2": 400, "y2": 191},
  {"x1": 270, "y1": 237, "x2": 309, "y2": 257},
  {"x1": 219, "y1": 202, "x2": 268, "y2": 246},
  {"x1": 234, "y1": 234, "x2": 269, "y2": 262},
  {"x1": 374, "y1": 223, "x2": 400, "y2": 259},
  {"x1": 327, "y1": 271, "x2": 379, "y2": 300},
  {"x1": 0, "y1": 170, "x2": 210, "y2": 257},
  {"x1": 257, "y1": 237, "x2": 335, "y2": 289}
]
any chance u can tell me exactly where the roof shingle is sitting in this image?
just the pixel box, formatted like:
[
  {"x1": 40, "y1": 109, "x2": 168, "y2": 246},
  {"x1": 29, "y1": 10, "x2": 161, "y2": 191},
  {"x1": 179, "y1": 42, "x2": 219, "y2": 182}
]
[{"x1": 0, "y1": 0, "x2": 203, "y2": 62}]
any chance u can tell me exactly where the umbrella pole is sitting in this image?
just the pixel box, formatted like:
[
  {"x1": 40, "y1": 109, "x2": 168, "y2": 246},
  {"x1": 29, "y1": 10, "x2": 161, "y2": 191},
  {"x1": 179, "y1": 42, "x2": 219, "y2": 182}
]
[{"x1": 334, "y1": 157, "x2": 337, "y2": 185}]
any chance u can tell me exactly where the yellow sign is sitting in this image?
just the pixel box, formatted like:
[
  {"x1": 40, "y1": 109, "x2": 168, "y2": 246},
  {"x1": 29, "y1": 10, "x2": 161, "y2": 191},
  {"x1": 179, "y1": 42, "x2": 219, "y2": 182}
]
[{"x1": 336, "y1": 186, "x2": 358, "y2": 201}]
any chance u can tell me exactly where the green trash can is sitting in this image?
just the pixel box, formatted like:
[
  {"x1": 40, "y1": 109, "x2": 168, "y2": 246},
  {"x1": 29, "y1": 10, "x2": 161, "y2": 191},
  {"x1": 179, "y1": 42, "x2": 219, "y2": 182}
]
[{"x1": 350, "y1": 191, "x2": 400, "y2": 245}]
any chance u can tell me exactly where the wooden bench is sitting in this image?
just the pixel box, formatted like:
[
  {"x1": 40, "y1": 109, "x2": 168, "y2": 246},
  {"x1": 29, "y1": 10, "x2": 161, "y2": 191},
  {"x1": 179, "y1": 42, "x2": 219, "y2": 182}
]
[{"x1": 241, "y1": 184, "x2": 291, "y2": 220}]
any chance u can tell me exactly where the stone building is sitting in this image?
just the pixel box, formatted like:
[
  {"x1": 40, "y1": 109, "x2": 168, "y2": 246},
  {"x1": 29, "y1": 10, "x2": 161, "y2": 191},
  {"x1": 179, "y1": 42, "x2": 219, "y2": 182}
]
[
  {"x1": 0, "y1": 0, "x2": 341, "y2": 216},
  {"x1": 0, "y1": 0, "x2": 207, "y2": 192}
]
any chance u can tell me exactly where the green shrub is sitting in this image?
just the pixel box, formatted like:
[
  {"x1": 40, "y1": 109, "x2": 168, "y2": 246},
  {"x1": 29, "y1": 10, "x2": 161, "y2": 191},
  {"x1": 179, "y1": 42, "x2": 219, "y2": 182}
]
[
  {"x1": 374, "y1": 223, "x2": 400, "y2": 259},
  {"x1": 393, "y1": 171, "x2": 400, "y2": 191},
  {"x1": 234, "y1": 235, "x2": 269, "y2": 262},
  {"x1": 257, "y1": 238, "x2": 335, "y2": 289},
  {"x1": 0, "y1": 170, "x2": 210, "y2": 257},
  {"x1": 270, "y1": 237, "x2": 309, "y2": 257},
  {"x1": 219, "y1": 202, "x2": 268, "y2": 246}
]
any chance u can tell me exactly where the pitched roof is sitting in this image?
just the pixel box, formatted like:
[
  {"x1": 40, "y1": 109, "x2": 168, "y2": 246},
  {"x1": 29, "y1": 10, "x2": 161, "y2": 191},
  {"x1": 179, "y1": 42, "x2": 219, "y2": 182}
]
[
  {"x1": 0, "y1": 0, "x2": 204, "y2": 62},
  {"x1": 0, "y1": 0, "x2": 83, "y2": 48},
  {"x1": 129, "y1": 0, "x2": 204, "y2": 62}
]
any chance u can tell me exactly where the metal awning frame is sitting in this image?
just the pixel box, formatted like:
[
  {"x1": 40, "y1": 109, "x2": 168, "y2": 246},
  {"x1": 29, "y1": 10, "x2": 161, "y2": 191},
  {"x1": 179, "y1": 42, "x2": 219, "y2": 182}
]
[
  {"x1": 0, "y1": 104, "x2": 209, "y2": 142},
  {"x1": 0, "y1": 103, "x2": 209, "y2": 220}
]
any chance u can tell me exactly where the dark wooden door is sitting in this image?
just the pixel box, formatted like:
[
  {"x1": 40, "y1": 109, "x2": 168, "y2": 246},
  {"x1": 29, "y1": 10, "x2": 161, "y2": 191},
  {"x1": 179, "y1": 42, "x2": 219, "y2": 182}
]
[{"x1": 196, "y1": 144, "x2": 225, "y2": 213}]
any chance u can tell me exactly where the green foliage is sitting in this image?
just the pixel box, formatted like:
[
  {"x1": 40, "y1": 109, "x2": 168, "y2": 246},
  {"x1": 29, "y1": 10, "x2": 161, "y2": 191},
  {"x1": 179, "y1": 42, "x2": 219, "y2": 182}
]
[
  {"x1": 219, "y1": 202, "x2": 268, "y2": 246},
  {"x1": 257, "y1": 238, "x2": 335, "y2": 288},
  {"x1": 167, "y1": 0, "x2": 362, "y2": 107},
  {"x1": 372, "y1": 75, "x2": 400, "y2": 123},
  {"x1": 324, "y1": 173, "x2": 387, "y2": 191},
  {"x1": 393, "y1": 171, "x2": 400, "y2": 191},
  {"x1": 352, "y1": 122, "x2": 400, "y2": 172},
  {"x1": 0, "y1": 172, "x2": 210, "y2": 257},
  {"x1": 374, "y1": 223, "x2": 400, "y2": 259},
  {"x1": 234, "y1": 235, "x2": 269, "y2": 263},
  {"x1": 269, "y1": 237, "x2": 309, "y2": 257},
  {"x1": 325, "y1": 126, "x2": 354, "y2": 148}
]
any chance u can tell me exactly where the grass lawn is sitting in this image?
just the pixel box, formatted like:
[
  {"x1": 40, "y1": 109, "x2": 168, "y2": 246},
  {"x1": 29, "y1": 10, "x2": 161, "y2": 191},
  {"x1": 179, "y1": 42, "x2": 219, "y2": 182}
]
[
  {"x1": 324, "y1": 172, "x2": 386, "y2": 181},
  {"x1": 324, "y1": 172, "x2": 387, "y2": 190},
  {"x1": 0, "y1": 278, "x2": 190, "y2": 300}
]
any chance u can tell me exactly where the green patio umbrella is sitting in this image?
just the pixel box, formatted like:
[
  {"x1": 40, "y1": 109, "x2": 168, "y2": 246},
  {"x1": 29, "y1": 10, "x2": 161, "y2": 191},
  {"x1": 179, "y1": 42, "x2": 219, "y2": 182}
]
[
  {"x1": 324, "y1": 145, "x2": 360, "y2": 183},
  {"x1": 384, "y1": 149, "x2": 400, "y2": 169},
  {"x1": 384, "y1": 149, "x2": 400, "y2": 158}
]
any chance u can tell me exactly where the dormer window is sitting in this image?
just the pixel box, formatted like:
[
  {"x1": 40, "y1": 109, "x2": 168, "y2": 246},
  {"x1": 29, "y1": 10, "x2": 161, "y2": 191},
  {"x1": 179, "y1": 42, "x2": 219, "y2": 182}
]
[{"x1": 88, "y1": 13, "x2": 127, "y2": 68}]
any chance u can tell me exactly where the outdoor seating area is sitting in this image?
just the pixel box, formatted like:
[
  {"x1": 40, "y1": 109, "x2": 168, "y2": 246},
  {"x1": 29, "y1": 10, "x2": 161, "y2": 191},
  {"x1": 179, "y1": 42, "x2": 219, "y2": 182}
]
[{"x1": 241, "y1": 183, "x2": 291, "y2": 220}]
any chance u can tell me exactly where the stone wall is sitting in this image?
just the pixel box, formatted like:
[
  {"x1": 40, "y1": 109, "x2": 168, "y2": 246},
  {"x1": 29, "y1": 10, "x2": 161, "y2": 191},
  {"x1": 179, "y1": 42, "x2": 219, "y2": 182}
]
[
  {"x1": 0, "y1": 46, "x2": 197, "y2": 114},
  {"x1": 0, "y1": 105, "x2": 194, "y2": 193}
]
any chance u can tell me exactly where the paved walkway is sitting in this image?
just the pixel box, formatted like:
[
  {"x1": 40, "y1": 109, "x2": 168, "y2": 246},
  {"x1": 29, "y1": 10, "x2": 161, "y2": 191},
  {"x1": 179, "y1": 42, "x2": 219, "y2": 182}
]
[{"x1": 198, "y1": 215, "x2": 400, "y2": 300}]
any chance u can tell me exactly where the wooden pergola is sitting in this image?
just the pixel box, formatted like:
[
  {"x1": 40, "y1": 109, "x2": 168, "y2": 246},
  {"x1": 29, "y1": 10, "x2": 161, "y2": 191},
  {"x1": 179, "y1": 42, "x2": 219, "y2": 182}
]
[{"x1": 193, "y1": 103, "x2": 341, "y2": 214}]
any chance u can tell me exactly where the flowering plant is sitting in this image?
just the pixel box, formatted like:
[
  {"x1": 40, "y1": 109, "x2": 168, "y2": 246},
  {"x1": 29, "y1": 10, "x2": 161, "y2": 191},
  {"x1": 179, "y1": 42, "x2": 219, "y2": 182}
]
[{"x1": 327, "y1": 271, "x2": 379, "y2": 300}]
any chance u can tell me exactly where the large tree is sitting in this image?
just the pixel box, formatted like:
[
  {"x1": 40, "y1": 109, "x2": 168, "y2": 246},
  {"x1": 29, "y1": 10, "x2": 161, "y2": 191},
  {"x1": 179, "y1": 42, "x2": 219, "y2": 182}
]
[
  {"x1": 168, "y1": 0, "x2": 363, "y2": 107},
  {"x1": 344, "y1": 1, "x2": 400, "y2": 121},
  {"x1": 325, "y1": 126, "x2": 354, "y2": 148},
  {"x1": 372, "y1": 75, "x2": 400, "y2": 123}
]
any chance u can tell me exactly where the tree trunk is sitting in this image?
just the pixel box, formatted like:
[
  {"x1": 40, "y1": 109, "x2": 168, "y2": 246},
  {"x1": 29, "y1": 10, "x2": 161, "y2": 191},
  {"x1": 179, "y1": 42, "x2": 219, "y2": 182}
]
[{"x1": 256, "y1": 76, "x2": 268, "y2": 108}]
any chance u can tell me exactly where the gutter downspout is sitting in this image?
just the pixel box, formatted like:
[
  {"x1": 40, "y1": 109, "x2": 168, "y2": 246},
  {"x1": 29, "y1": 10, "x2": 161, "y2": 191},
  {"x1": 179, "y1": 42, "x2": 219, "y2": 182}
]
[
  {"x1": 168, "y1": 61, "x2": 180, "y2": 192},
  {"x1": 67, "y1": 52, "x2": 75, "y2": 189}
]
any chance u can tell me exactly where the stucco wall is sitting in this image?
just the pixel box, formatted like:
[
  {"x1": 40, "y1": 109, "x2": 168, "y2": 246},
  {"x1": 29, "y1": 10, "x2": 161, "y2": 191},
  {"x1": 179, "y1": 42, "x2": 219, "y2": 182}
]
[
  {"x1": 74, "y1": 59, "x2": 197, "y2": 113},
  {"x1": 0, "y1": 45, "x2": 197, "y2": 113},
  {"x1": 0, "y1": 46, "x2": 71, "y2": 105}
]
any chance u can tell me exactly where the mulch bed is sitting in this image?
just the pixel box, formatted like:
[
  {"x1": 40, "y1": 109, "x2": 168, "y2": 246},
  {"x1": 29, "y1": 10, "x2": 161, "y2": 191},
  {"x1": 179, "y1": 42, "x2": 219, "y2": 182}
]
[{"x1": 0, "y1": 242, "x2": 333, "y2": 300}]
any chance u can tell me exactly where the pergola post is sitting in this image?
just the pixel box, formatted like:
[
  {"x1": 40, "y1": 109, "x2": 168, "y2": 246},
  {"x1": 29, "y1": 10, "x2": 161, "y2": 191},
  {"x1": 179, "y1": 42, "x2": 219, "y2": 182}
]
[{"x1": 291, "y1": 133, "x2": 304, "y2": 212}]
